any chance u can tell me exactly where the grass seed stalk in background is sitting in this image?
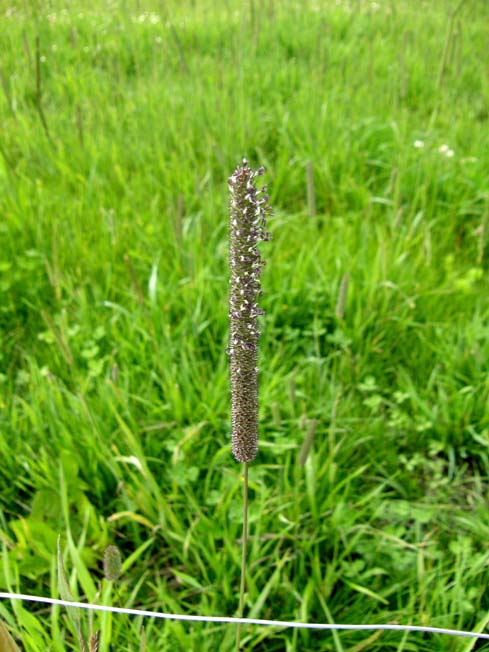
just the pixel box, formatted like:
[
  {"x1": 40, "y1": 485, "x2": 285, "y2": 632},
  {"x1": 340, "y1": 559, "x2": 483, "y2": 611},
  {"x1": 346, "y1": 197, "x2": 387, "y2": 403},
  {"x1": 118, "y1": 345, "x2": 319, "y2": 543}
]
[
  {"x1": 228, "y1": 160, "x2": 271, "y2": 650},
  {"x1": 103, "y1": 545, "x2": 122, "y2": 582}
]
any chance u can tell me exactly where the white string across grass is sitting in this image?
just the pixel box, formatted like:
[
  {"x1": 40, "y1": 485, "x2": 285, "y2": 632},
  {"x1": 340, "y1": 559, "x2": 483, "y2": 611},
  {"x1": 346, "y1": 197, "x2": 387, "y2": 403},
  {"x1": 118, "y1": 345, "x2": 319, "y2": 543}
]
[{"x1": 1, "y1": 592, "x2": 489, "y2": 641}]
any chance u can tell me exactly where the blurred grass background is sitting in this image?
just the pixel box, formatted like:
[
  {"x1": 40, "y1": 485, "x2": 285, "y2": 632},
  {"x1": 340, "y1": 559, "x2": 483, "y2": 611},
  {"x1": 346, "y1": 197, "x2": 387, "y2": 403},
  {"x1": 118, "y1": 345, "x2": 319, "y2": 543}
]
[{"x1": 1, "y1": 0, "x2": 489, "y2": 650}]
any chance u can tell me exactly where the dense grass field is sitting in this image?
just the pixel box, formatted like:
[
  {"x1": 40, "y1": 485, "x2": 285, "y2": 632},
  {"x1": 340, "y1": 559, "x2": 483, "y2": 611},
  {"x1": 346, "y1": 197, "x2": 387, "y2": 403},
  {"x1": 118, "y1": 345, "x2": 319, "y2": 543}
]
[{"x1": 1, "y1": 0, "x2": 489, "y2": 649}]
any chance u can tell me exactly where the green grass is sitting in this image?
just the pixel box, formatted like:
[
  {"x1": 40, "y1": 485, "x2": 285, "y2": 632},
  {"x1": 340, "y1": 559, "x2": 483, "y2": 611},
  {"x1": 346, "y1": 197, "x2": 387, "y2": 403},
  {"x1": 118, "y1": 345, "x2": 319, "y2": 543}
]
[{"x1": 1, "y1": 0, "x2": 489, "y2": 649}]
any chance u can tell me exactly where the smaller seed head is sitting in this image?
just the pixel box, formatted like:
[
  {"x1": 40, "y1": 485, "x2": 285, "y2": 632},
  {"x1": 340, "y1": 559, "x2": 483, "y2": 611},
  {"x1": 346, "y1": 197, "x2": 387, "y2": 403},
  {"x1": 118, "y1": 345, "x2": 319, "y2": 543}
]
[{"x1": 103, "y1": 545, "x2": 122, "y2": 581}]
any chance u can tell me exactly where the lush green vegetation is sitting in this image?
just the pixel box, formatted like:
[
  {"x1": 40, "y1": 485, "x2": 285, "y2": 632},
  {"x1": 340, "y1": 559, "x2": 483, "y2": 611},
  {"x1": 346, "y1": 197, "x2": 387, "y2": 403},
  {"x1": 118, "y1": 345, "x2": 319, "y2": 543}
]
[{"x1": 1, "y1": 0, "x2": 489, "y2": 649}]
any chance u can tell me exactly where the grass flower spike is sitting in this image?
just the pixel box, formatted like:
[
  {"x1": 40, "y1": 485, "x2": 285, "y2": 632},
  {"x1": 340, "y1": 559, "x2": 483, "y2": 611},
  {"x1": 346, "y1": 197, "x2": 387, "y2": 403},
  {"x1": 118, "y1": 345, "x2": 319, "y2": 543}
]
[
  {"x1": 103, "y1": 545, "x2": 122, "y2": 581},
  {"x1": 228, "y1": 159, "x2": 271, "y2": 463}
]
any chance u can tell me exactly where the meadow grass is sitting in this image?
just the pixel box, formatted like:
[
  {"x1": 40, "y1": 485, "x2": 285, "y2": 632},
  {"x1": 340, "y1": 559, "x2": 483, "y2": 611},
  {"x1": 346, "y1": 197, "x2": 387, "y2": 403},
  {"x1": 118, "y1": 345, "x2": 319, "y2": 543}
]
[{"x1": 1, "y1": 0, "x2": 489, "y2": 650}]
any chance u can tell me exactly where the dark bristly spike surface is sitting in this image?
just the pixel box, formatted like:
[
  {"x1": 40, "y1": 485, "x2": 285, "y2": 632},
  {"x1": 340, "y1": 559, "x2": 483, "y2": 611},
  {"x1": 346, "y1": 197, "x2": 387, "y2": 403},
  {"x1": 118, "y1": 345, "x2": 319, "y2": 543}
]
[{"x1": 228, "y1": 159, "x2": 272, "y2": 463}]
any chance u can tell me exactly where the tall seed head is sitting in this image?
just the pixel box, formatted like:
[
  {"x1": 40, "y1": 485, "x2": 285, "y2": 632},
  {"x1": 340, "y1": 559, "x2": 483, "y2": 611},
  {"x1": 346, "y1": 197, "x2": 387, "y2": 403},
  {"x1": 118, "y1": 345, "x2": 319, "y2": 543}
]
[{"x1": 228, "y1": 159, "x2": 271, "y2": 463}]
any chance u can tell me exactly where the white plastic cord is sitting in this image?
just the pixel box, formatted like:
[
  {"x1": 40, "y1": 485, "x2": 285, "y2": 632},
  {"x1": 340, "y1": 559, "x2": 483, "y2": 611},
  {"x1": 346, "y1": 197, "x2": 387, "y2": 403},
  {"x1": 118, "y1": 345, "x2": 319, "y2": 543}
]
[{"x1": 1, "y1": 592, "x2": 489, "y2": 640}]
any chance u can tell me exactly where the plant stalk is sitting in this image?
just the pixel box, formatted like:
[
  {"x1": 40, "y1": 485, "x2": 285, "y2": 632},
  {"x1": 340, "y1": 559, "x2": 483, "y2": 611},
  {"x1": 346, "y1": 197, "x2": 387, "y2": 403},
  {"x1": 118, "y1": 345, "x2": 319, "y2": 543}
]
[{"x1": 235, "y1": 462, "x2": 249, "y2": 652}]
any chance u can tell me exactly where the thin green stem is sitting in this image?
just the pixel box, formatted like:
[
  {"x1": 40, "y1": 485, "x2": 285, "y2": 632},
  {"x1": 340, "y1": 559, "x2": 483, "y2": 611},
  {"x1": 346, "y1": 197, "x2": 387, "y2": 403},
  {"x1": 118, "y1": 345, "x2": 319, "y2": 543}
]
[
  {"x1": 429, "y1": 0, "x2": 467, "y2": 130},
  {"x1": 235, "y1": 462, "x2": 249, "y2": 652}
]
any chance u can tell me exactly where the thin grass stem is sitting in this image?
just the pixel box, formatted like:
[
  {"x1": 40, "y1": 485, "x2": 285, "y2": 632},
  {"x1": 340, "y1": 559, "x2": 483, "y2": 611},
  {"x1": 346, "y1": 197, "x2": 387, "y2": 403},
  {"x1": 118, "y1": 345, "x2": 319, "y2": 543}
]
[
  {"x1": 34, "y1": 36, "x2": 54, "y2": 147},
  {"x1": 235, "y1": 462, "x2": 249, "y2": 652}
]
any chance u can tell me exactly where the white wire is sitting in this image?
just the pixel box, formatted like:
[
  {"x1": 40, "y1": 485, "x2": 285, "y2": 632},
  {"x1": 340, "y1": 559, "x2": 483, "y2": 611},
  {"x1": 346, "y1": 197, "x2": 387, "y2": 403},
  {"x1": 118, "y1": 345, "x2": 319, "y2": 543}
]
[{"x1": 1, "y1": 592, "x2": 489, "y2": 640}]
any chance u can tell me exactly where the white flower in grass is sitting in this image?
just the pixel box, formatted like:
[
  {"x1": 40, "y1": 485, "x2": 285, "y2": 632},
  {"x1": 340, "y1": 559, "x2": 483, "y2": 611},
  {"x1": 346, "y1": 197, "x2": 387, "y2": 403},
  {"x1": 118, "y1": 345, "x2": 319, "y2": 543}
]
[
  {"x1": 438, "y1": 144, "x2": 455, "y2": 157},
  {"x1": 413, "y1": 140, "x2": 425, "y2": 149}
]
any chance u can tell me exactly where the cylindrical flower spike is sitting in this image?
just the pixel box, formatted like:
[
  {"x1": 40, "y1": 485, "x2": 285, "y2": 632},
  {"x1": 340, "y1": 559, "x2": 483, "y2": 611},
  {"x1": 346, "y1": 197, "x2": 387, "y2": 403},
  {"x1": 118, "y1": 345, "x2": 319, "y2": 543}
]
[
  {"x1": 103, "y1": 545, "x2": 122, "y2": 581},
  {"x1": 228, "y1": 159, "x2": 271, "y2": 463}
]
